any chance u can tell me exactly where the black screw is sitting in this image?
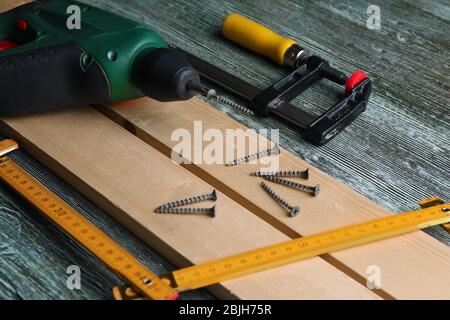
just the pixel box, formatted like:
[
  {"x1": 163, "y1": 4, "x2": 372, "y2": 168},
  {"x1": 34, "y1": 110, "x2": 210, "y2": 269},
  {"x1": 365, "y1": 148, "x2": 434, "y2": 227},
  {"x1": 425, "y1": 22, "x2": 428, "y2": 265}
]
[
  {"x1": 156, "y1": 190, "x2": 217, "y2": 211},
  {"x1": 250, "y1": 169, "x2": 309, "y2": 179},
  {"x1": 260, "y1": 182, "x2": 300, "y2": 217},
  {"x1": 226, "y1": 144, "x2": 280, "y2": 167},
  {"x1": 155, "y1": 206, "x2": 216, "y2": 217},
  {"x1": 264, "y1": 176, "x2": 320, "y2": 196},
  {"x1": 207, "y1": 90, "x2": 255, "y2": 115}
]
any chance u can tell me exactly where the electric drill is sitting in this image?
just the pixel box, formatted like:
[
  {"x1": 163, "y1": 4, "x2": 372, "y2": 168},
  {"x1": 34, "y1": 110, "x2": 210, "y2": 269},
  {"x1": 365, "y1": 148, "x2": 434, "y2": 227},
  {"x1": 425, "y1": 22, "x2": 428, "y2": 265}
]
[{"x1": 0, "y1": 0, "x2": 209, "y2": 116}]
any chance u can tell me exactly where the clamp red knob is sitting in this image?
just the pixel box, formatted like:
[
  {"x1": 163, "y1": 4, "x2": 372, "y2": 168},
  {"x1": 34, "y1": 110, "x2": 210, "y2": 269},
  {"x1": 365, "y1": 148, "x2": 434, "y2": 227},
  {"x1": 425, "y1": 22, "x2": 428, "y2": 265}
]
[
  {"x1": 16, "y1": 19, "x2": 28, "y2": 31},
  {"x1": 345, "y1": 70, "x2": 369, "y2": 95},
  {"x1": 0, "y1": 40, "x2": 17, "y2": 52}
]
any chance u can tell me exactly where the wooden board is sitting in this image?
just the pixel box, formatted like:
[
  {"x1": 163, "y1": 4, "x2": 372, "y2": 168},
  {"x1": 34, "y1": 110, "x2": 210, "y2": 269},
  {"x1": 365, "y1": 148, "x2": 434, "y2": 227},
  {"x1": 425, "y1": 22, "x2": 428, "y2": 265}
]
[
  {"x1": 0, "y1": 108, "x2": 379, "y2": 300},
  {"x1": 97, "y1": 96, "x2": 450, "y2": 299}
]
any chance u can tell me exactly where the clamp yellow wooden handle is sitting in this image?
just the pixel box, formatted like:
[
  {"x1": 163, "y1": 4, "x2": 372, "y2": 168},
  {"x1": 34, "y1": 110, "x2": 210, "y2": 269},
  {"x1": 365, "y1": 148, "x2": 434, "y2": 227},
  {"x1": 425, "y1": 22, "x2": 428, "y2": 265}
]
[{"x1": 222, "y1": 13, "x2": 297, "y2": 66}]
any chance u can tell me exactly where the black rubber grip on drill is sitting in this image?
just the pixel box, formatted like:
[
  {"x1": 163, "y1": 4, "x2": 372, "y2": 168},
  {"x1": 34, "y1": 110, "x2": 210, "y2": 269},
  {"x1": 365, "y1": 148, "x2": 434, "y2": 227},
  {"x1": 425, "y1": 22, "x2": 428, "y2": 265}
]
[
  {"x1": 0, "y1": 42, "x2": 111, "y2": 116},
  {"x1": 133, "y1": 47, "x2": 201, "y2": 102}
]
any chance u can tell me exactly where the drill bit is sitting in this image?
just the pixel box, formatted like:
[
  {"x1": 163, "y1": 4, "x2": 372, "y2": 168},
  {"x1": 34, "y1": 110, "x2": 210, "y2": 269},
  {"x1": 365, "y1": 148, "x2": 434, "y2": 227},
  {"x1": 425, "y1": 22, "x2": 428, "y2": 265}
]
[
  {"x1": 206, "y1": 89, "x2": 255, "y2": 115},
  {"x1": 187, "y1": 82, "x2": 255, "y2": 115}
]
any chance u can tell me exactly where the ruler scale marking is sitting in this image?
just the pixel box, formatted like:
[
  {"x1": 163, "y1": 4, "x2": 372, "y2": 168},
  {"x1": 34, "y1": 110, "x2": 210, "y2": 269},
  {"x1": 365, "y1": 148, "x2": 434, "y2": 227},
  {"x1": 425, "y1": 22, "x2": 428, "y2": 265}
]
[{"x1": 170, "y1": 205, "x2": 450, "y2": 291}]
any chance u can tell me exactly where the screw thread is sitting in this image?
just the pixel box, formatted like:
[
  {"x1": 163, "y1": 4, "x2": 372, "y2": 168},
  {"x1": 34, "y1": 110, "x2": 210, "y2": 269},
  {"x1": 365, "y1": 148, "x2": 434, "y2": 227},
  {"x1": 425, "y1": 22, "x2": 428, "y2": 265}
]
[
  {"x1": 264, "y1": 176, "x2": 320, "y2": 196},
  {"x1": 261, "y1": 182, "x2": 288, "y2": 208},
  {"x1": 156, "y1": 190, "x2": 217, "y2": 210},
  {"x1": 250, "y1": 169, "x2": 308, "y2": 178},
  {"x1": 227, "y1": 144, "x2": 280, "y2": 167},
  {"x1": 214, "y1": 95, "x2": 255, "y2": 115},
  {"x1": 156, "y1": 206, "x2": 216, "y2": 217},
  {"x1": 260, "y1": 182, "x2": 301, "y2": 217}
]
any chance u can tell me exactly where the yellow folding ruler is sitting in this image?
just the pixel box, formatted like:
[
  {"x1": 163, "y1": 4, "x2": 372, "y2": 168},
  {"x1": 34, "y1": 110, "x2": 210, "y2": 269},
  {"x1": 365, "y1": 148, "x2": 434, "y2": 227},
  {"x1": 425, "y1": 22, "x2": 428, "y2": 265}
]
[{"x1": 0, "y1": 139, "x2": 448, "y2": 300}]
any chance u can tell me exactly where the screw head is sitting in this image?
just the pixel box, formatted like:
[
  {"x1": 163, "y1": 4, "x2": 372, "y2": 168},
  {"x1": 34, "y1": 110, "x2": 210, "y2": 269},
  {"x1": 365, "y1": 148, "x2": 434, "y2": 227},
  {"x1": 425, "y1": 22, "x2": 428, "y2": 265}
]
[
  {"x1": 313, "y1": 184, "x2": 320, "y2": 197},
  {"x1": 210, "y1": 190, "x2": 218, "y2": 201},
  {"x1": 290, "y1": 206, "x2": 300, "y2": 217},
  {"x1": 303, "y1": 168, "x2": 309, "y2": 179},
  {"x1": 210, "y1": 206, "x2": 217, "y2": 217},
  {"x1": 271, "y1": 144, "x2": 281, "y2": 155}
]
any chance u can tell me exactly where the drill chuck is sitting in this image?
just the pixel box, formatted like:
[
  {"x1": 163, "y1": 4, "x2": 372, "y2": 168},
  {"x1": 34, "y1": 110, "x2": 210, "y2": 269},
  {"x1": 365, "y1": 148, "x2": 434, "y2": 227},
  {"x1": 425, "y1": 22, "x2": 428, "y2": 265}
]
[{"x1": 134, "y1": 48, "x2": 202, "y2": 102}]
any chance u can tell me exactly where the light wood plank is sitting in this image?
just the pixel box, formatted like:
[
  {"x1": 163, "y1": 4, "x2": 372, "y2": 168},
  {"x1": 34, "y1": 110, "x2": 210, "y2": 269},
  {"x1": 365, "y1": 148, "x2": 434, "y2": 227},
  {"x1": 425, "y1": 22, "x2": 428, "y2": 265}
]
[
  {"x1": 0, "y1": 108, "x2": 379, "y2": 300},
  {"x1": 98, "y1": 96, "x2": 450, "y2": 299}
]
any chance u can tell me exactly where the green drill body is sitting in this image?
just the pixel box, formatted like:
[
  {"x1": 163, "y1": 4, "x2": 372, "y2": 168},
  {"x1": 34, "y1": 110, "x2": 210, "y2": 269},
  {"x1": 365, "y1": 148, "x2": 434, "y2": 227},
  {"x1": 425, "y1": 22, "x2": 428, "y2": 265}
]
[{"x1": 0, "y1": 0, "x2": 200, "y2": 115}]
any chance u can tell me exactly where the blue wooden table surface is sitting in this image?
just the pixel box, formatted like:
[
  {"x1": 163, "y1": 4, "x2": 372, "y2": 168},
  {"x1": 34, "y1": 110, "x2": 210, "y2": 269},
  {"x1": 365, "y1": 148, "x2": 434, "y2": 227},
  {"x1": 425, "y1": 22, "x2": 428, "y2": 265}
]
[{"x1": 0, "y1": 0, "x2": 448, "y2": 299}]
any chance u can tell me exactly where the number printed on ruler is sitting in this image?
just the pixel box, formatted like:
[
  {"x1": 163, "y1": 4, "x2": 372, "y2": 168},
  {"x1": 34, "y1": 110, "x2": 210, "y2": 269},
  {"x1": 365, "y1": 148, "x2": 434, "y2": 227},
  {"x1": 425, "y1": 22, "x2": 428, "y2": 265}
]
[{"x1": 169, "y1": 198, "x2": 450, "y2": 291}]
